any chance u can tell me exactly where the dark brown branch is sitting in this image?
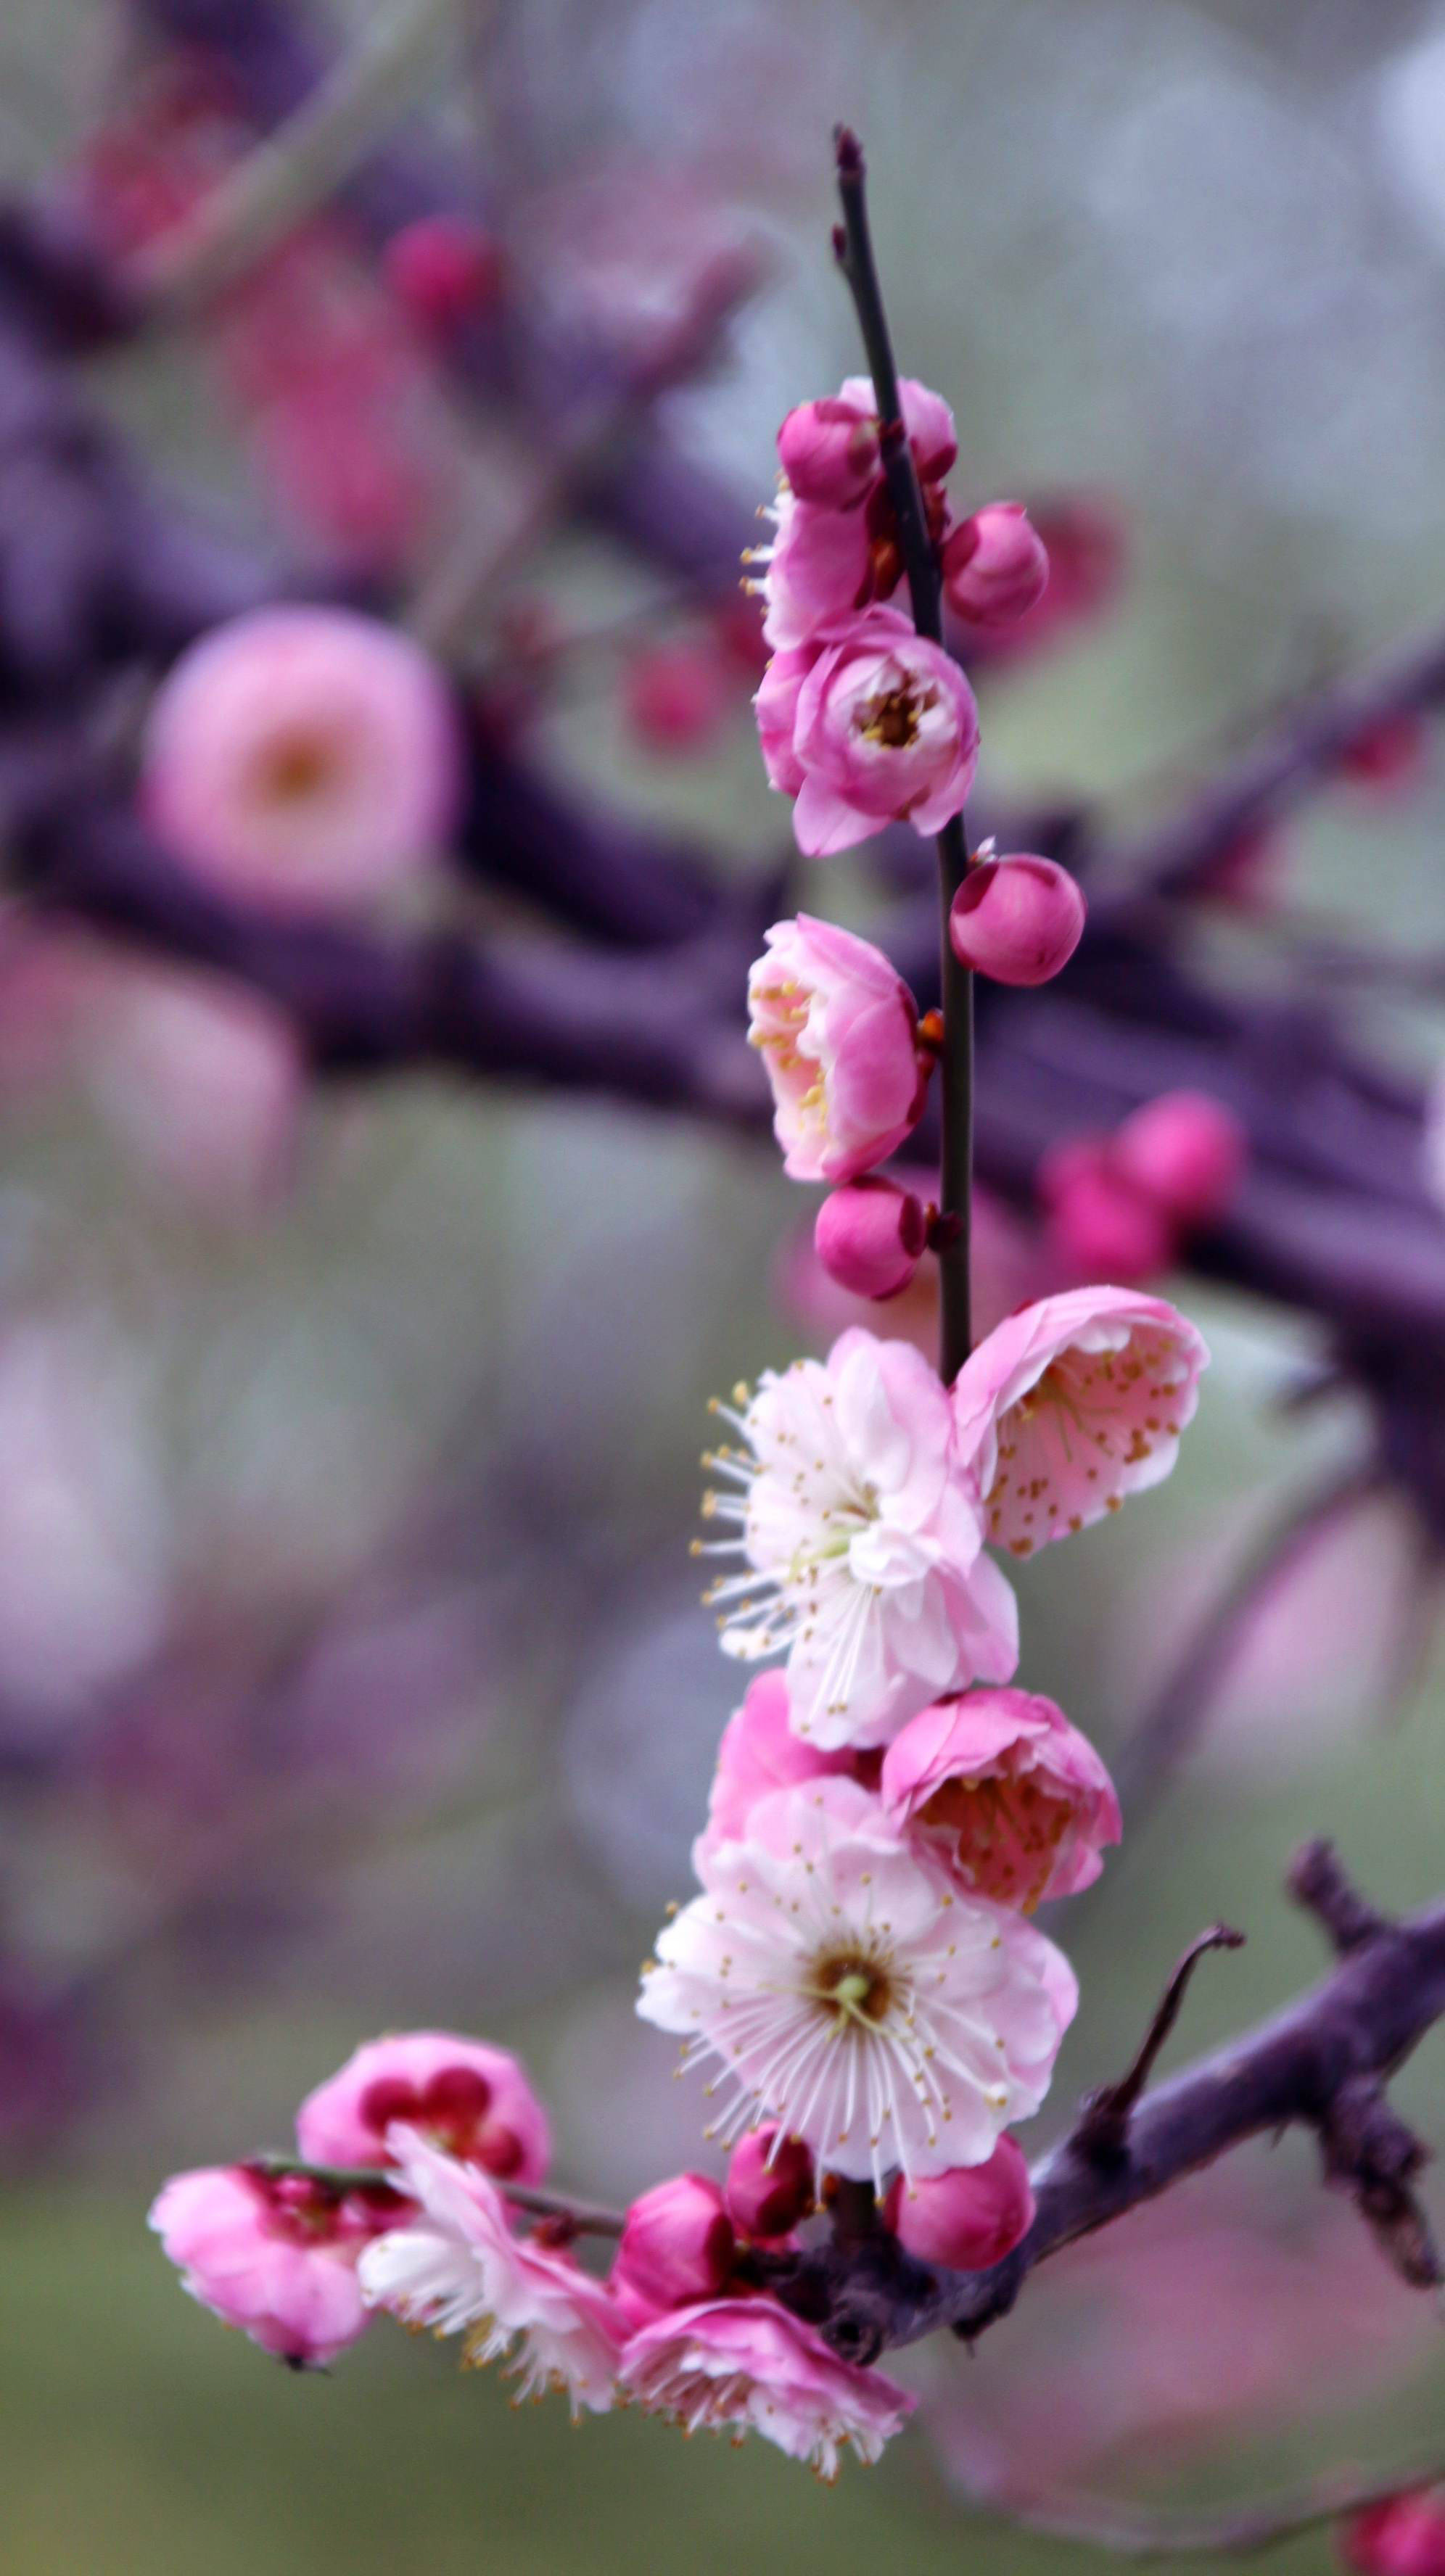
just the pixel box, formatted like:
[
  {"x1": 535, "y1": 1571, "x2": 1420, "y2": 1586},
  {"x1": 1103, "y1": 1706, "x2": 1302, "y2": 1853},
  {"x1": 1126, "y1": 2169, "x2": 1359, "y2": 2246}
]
[{"x1": 1074, "y1": 1925, "x2": 1246, "y2": 2164}]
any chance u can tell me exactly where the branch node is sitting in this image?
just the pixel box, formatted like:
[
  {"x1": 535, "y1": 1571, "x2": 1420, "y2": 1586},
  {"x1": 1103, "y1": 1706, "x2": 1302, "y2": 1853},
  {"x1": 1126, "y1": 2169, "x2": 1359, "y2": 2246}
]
[
  {"x1": 1317, "y1": 2073, "x2": 1441, "y2": 2292},
  {"x1": 1075, "y1": 1924, "x2": 1246, "y2": 2165},
  {"x1": 1289, "y1": 1838, "x2": 1393, "y2": 1954}
]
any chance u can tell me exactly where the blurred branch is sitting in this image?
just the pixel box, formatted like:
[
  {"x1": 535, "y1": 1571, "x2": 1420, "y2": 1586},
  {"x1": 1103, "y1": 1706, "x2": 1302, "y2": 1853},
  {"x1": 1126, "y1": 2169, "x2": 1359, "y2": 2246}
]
[{"x1": 959, "y1": 2458, "x2": 1445, "y2": 2561}]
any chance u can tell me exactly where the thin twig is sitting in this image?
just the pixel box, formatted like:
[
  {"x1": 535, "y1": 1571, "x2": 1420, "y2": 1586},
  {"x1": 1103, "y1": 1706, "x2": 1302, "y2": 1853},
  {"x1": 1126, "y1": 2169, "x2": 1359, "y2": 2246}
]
[
  {"x1": 251, "y1": 2154, "x2": 626, "y2": 2238},
  {"x1": 960, "y1": 2458, "x2": 1445, "y2": 2561},
  {"x1": 1074, "y1": 1925, "x2": 1246, "y2": 2163}
]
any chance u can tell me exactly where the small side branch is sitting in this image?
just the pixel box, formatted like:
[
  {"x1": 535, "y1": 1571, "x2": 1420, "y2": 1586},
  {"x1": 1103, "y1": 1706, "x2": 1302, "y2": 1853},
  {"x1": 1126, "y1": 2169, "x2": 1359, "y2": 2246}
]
[
  {"x1": 1074, "y1": 1924, "x2": 1246, "y2": 2164},
  {"x1": 250, "y1": 2154, "x2": 626, "y2": 2240}
]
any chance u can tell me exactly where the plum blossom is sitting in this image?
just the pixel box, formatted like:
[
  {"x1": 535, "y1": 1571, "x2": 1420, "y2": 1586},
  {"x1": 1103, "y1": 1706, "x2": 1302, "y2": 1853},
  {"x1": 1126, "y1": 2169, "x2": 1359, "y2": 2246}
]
[
  {"x1": 883, "y1": 2132, "x2": 1034, "y2": 2270},
  {"x1": 778, "y1": 376, "x2": 955, "y2": 511},
  {"x1": 693, "y1": 1670, "x2": 853, "y2": 1871},
  {"x1": 620, "y1": 2293, "x2": 913, "y2": 2478},
  {"x1": 752, "y1": 489, "x2": 873, "y2": 651},
  {"x1": 297, "y1": 2031, "x2": 551, "y2": 2184},
  {"x1": 746, "y1": 915, "x2": 926, "y2": 1184},
  {"x1": 951, "y1": 1287, "x2": 1209, "y2": 1559},
  {"x1": 638, "y1": 1778, "x2": 1076, "y2": 2187},
  {"x1": 700, "y1": 1328, "x2": 1018, "y2": 1746},
  {"x1": 754, "y1": 377, "x2": 956, "y2": 650},
  {"x1": 759, "y1": 608, "x2": 981, "y2": 859},
  {"x1": 149, "y1": 2164, "x2": 383, "y2": 2367},
  {"x1": 614, "y1": 2174, "x2": 735, "y2": 2314},
  {"x1": 141, "y1": 606, "x2": 461, "y2": 912},
  {"x1": 358, "y1": 2129, "x2": 622, "y2": 2415},
  {"x1": 880, "y1": 1688, "x2": 1121, "y2": 1909}
]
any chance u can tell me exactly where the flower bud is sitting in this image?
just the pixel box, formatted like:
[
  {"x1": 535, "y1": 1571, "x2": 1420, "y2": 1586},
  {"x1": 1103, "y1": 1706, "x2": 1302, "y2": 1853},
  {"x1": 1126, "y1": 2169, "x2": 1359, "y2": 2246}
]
[
  {"x1": 1112, "y1": 1091, "x2": 1247, "y2": 1229},
  {"x1": 942, "y1": 503, "x2": 1048, "y2": 627},
  {"x1": 725, "y1": 2126, "x2": 816, "y2": 2239},
  {"x1": 1037, "y1": 1139, "x2": 1175, "y2": 1285},
  {"x1": 883, "y1": 2135, "x2": 1034, "y2": 2271},
  {"x1": 814, "y1": 1178, "x2": 927, "y2": 1300},
  {"x1": 949, "y1": 852, "x2": 1085, "y2": 987},
  {"x1": 384, "y1": 216, "x2": 504, "y2": 327},
  {"x1": 778, "y1": 398, "x2": 881, "y2": 508},
  {"x1": 615, "y1": 2174, "x2": 736, "y2": 2311},
  {"x1": 1344, "y1": 2493, "x2": 1445, "y2": 2576}
]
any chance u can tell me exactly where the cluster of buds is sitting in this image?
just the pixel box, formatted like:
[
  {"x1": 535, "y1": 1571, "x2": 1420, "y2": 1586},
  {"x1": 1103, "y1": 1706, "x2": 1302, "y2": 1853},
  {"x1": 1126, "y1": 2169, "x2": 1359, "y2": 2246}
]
[
  {"x1": 747, "y1": 374, "x2": 1049, "y2": 856},
  {"x1": 1039, "y1": 1088, "x2": 1249, "y2": 1284}
]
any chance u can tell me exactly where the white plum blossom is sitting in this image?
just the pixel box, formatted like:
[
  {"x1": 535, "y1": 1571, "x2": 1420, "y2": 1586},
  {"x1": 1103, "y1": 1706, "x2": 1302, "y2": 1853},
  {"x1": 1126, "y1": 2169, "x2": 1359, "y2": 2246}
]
[
  {"x1": 358, "y1": 2129, "x2": 622, "y2": 2415},
  {"x1": 637, "y1": 1779, "x2": 1076, "y2": 2190},
  {"x1": 699, "y1": 1328, "x2": 1018, "y2": 1749}
]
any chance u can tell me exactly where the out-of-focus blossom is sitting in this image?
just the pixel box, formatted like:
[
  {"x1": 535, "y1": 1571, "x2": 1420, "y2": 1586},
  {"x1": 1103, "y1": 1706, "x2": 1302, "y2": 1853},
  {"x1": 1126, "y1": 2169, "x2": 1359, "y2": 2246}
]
[
  {"x1": 623, "y1": 639, "x2": 738, "y2": 753},
  {"x1": 833, "y1": 374, "x2": 958, "y2": 484},
  {"x1": 881, "y1": 1688, "x2": 1121, "y2": 1908},
  {"x1": 1336, "y1": 714, "x2": 1428, "y2": 796},
  {"x1": 1344, "y1": 2492, "x2": 1445, "y2": 2576},
  {"x1": 614, "y1": 2174, "x2": 736, "y2": 2314},
  {"x1": 746, "y1": 915, "x2": 926, "y2": 1184},
  {"x1": 760, "y1": 609, "x2": 981, "y2": 857},
  {"x1": 951, "y1": 1288, "x2": 1208, "y2": 1558},
  {"x1": 941, "y1": 505, "x2": 1048, "y2": 627},
  {"x1": 359, "y1": 2129, "x2": 622, "y2": 2414},
  {"x1": 1037, "y1": 1138, "x2": 1178, "y2": 1287},
  {"x1": 640, "y1": 1778, "x2": 1076, "y2": 2185},
  {"x1": 1111, "y1": 1091, "x2": 1248, "y2": 1228},
  {"x1": 77, "y1": 964, "x2": 303, "y2": 1218},
  {"x1": 884, "y1": 2133, "x2": 1034, "y2": 2271},
  {"x1": 815, "y1": 1178, "x2": 928, "y2": 1300},
  {"x1": 948, "y1": 849, "x2": 1086, "y2": 987},
  {"x1": 692, "y1": 1669, "x2": 852, "y2": 1871},
  {"x1": 384, "y1": 215, "x2": 505, "y2": 331},
  {"x1": 297, "y1": 2031, "x2": 551, "y2": 2185},
  {"x1": 620, "y1": 2294, "x2": 913, "y2": 2477},
  {"x1": 725, "y1": 2126, "x2": 815, "y2": 2240},
  {"x1": 702, "y1": 1329, "x2": 1017, "y2": 1746},
  {"x1": 952, "y1": 496, "x2": 1124, "y2": 660},
  {"x1": 149, "y1": 2164, "x2": 380, "y2": 2366},
  {"x1": 141, "y1": 607, "x2": 461, "y2": 912}
]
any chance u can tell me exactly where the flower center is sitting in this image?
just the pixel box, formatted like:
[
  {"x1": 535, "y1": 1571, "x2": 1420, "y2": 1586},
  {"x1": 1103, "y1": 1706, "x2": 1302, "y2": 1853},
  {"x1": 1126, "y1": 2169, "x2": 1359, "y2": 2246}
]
[
  {"x1": 920, "y1": 1772, "x2": 1072, "y2": 1912},
  {"x1": 254, "y1": 730, "x2": 337, "y2": 806},
  {"x1": 813, "y1": 1951, "x2": 893, "y2": 2024},
  {"x1": 858, "y1": 686, "x2": 921, "y2": 749}
]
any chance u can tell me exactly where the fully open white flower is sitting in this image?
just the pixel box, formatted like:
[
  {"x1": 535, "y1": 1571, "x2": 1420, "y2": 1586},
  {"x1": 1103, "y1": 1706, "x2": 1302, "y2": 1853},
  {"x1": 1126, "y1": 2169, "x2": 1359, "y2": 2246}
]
[
  {"x1": 358, "y1": 2129, "x2": 622, "y2": 2415},
  {"x1": 638, "y1": 1780, "x2": 1076, "y2": 2189},
  {"x1": 699, "y1": 1329, "x2": 1018, "y2": 1750}
]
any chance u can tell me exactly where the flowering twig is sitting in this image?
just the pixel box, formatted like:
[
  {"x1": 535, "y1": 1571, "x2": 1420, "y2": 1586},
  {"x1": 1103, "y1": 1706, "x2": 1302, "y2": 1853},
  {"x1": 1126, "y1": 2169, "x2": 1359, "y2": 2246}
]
[
  {"x1": 252, "y1": 2154, "x2": 626, "y2": 2239},
  {"x1": 832, "y1": 128, "x2": 973, "y2": 1375}
]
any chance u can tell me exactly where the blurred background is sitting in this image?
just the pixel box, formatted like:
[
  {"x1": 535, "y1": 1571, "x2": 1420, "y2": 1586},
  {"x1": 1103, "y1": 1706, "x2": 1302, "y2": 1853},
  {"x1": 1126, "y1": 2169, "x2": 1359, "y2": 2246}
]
[{"x1": 4, "y1": 0, "x2": 1445, "y2": 2567}]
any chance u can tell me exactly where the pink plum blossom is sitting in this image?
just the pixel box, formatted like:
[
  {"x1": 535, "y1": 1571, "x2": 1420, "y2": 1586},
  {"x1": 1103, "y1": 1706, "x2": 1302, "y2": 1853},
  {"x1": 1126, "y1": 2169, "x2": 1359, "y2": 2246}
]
[
  {"x1": 752, "y1": 490, "x2": 873, "y2": 651},
  {"x1": 78, "y1": 964, "x2": 303, "y2": 1218},
  {"x1": 149, "y1": 2163, "x2": 382, "y2": 2366},
  {"x1": 815, "y1": 1179, "x2": 928, "y2": 1300},
  {"x1": 1037, "y1": 1138, "x2": 1177, "y2": 1287},
  {"x1": 951, "y1": 1287, "x2": 1209, "y2": 1560},
  {"x1": 947, "y1": 850, "x2": 1086, "y2": 988},
  {"x1": 614, "y1": 2174, "x2": 736, "y2": 2313},
  {"x1": 141, "y1": 606, "x2": 461, "y2": 912},
  {"x1": 773, "y1": 608, "x2": 981, "y2": 858},
  {"x1": 884, "y1": 2132, "x2": 1034, "y2": 2271},
  {"x1": 358, "y1": 2128, "x2": 622, "y2": 2414},
  {"x1": 725, "y1": 2127, "x2": 816, "y2": 2239},
  {"x1": 777, "y1": 397, "x2": 881, "y2": 509},
  {"x1": 297, "y1": 2031, "x2": 550, "y2": 2184},
  {"x1": 881, "y1": 1688, "x2": 1121, "y2": 1909},
  {"x1": 619, "y1": 2292, "x2": 914, "y2": 2477},
  {"x1": 640, "y1": 1778, "x2": 1076, "y2": 2186},
  {"x1": 701, "y1": 1328, "x2": 1018, "y2": 1746},
  {"x1": 942, "y1": 503, "x2": 1049, "y2": 627},
  {"x1": 746, "y1": 914, "x2": 926, "y2": 1184},
  {"x1": 1112, "y1": 1091, "x2": 1248, "y2": 1228},
  {"x1": 692, "y1": 1670, "x2": 854, "y2": 1871},
  {"x1": 1345, "y1": 2494, "x2": 1445, "y2": 2576}
]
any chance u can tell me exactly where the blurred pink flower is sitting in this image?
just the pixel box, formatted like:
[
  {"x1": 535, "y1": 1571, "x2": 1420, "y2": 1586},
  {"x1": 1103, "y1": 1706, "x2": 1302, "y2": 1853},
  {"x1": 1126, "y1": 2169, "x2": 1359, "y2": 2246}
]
[
  {"x1": 1345, "y1": 2493, "x2": 1445, "y2": 2576},
  {"x1": 725, "y1": 2126, "x2": 816, "y2": 2241},
  {"x1": 881, "y1": 1687, "x2": 1120, "y2": 1908},
  {"x1": 149, "y1": 2163, "x2": 379, "y2": 2367},
  {"x1": 942, "y1": 504, "x2": 1048, "y2": 627},
  {"x1": 620, "y1": 2293, "x2": 913, "y2": 2476},
  {"x1": 297, "y1": 2031, "x2": 551, "y2": 2186},
  {"x1": 747, "y1": 914, "x2": 926, "y2": 1183},
  {"x1": 78, "y1": 964, "x2": 303, "y2": 1217},
  {"x1": 141, "y1": 606, "x2": 461, "y2": 912}
]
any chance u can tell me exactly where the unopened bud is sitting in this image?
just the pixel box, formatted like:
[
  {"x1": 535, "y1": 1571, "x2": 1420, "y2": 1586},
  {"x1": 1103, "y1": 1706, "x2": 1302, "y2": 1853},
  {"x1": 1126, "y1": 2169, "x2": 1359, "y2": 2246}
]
[
  {"x1": 614, "y1": 2173, "x2": 736, "y2": 2312},
  {"x1": 942, "y1": 503, "x2": 1049, "y2": 627},
  {"x1": 815, "y1": 1178, "x2": 927, "y2": 1301},
  {"x1": 949, "y1": 851, "x2": 1085, "y2": 987},
  {"x1": 882, "y1": 2135, "x2": 1034, "y2": 2271},
  {"x1": 725, "y1": 2126, "x2": 816, "y2": 2238},
  {"x1": 778, "y1": 398, "x2": 881, "y2": 508}
]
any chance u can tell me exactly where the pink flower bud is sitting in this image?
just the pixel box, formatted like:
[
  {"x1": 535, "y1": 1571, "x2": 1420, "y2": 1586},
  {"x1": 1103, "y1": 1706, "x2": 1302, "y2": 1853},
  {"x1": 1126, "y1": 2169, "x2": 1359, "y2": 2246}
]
[
  {"x1": 384, "y1": 216, "x2": 505, "y2": 329},
  {"x1": 949, "y1": 852, "x2": 1085, "y2": 987},
  {"x1": 1112, "y1": 1091, "x2": 1247, "y2": 1229},
  {"x1": 884, "y1": 2135, "x2": 1034, "y2": 2271},
  {"x1": 1345, "y1": 2494, "x2": 1445, "y2": 2576},
  {"x1": 623, "y1": 640, "x2": 734, "y2": 754},
  {"x1": 942, "y1": 503, "x2": 1048, "y2": 627},
  {"x1": 297, "y1": 2031, "x2": 551, "y2": 2184},
  {"x1": 836, "y1": 374, "x2": 958, "y2": 482},
  {"x1": 814, "y1": 1178, "x2": 926, "y2": 1300},
  {"x1": 1037, "y1": 1141, "x2": 1176, "y2": 1285},
  {"x1": 615, "y1": 2174, "x2": 736, "y2": 2312},
  {"x1": 778, "y1": 398, "x2": 881, "y2": 509},
  {"x1": 725, "y1": 2127, "x2": 816, "y2": 2239},
  {"x1": 149, "y1": 2164, "x2": 380, "y2": 2366},
  {"x1": 748, "y1": 915, "x2": 926, "y2": 1183}
]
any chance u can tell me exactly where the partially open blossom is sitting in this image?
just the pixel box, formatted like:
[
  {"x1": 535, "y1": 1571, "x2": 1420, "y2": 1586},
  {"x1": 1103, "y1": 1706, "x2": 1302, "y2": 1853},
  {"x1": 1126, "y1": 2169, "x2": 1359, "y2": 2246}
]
[
  {"x1": 881, "y1": 1688, "x2": 1121, "y2": 1907},
  {"x1": 778, "y1": 397, "x2": 881, "y2": 509},
  {"x1": 359, "y1": 2129, "x2": 622, "y2": 2414},
  {"x1": 701, "y1": 1329, "x2": 1018, "y2": 1746},
  {"x1": 775, "y1": 608, "x2": 981, "y2": 858},
  {"x1": 149, "y1": 2164, "x2": 379, "y2": 2367},
  {"x1": 747, "y1": 915, "x2": 926, "y2": 1184},
  {"x1": 952, "y1": 1287, "x2": 1209, "y2": 1559},
  {"x1": 692, "y1": 1669, "x2": 853, "y2": 1871},
  {"x1": 297, "y1": 2031, "x2": 550, "y2": 2185},
  {"x1": 948, "y1": 851, "x2": 1086, "y2": 988},
  {"x1": 621, "y1": 2293, "x2": 913, "y2": 2477},
  {"x1": 815, "y1": 1178, "x2": 928, "y2": 1300},
  {"x1": 884, "y1": 2132, "x2": 1034, "y2": 2271},
  {"x1": 142, "y1": 606, "x2": 461, "y2": 912},
  {"x1": 942, "y1": 503, "x2": 1048, "y2": 627},
  {"x1": 615, "y1": 2174, "x2": 736, "y2": 2313},
  {"x1": 725, "y1": 2126, "x2": 816, "y2": 2239},
  {"x1": 752, "y1": 490, "x2": 872, "y2": 651},
  {"x1": 1038, "y1": 1139, "x2": 1177, "y2": 1287},
  {"x1": 837, "y1": 373, "x2": 958, "y2": 482},
  {"x1": 1111, "y1": 1091, "x2": 1248, "y2": 1229},
  {"x1": 641, "y1": 1778, "x2": 1076, "y2": 2185},
  {"x1": 1344, "y1": 2493, "x2": 1445, "y2": 2576}
]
